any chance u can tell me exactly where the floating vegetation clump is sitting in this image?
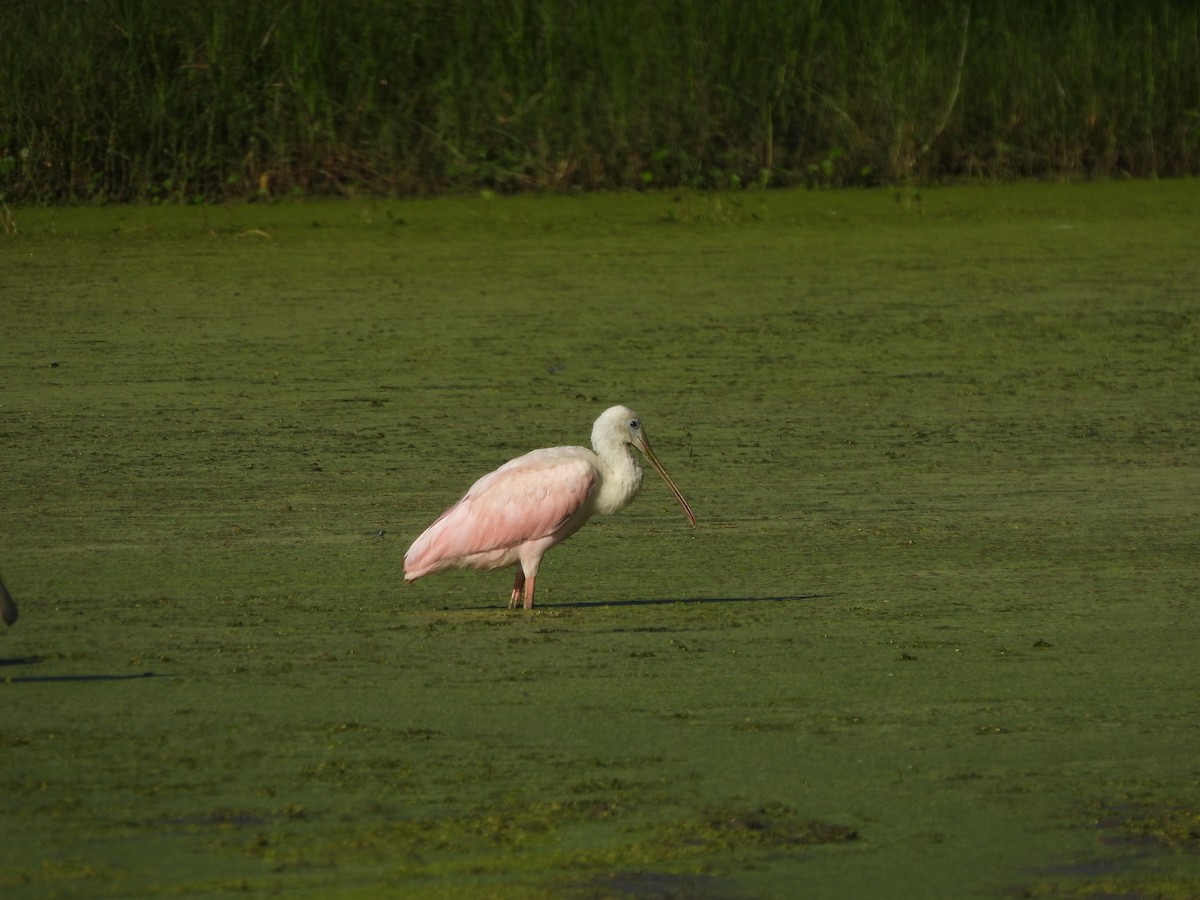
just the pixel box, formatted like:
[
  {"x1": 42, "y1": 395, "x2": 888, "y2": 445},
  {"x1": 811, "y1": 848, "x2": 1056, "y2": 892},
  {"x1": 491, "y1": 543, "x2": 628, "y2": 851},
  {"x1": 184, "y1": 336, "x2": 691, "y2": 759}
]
[
  {"x1": 656, "y1": 803, "x2": 859, "y2": 854},
  {"x1": 1092, "y1": 797, "x2": 1200, "y2": 854}
]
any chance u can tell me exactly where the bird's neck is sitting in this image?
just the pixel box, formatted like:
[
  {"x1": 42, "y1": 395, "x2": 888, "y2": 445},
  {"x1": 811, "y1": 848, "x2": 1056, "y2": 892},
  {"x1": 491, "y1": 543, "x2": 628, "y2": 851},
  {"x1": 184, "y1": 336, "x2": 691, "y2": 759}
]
[{"x1": 592, "y1": 437, "x2": 643, "y2": 514}]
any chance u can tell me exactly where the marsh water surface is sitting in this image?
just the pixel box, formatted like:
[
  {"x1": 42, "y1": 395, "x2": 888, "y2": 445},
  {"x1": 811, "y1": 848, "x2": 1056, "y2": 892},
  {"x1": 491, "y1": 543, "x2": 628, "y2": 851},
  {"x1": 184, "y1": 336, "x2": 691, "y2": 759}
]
[{"x1": 2, "y1": 184, "x2": 1199, "y2": 897}]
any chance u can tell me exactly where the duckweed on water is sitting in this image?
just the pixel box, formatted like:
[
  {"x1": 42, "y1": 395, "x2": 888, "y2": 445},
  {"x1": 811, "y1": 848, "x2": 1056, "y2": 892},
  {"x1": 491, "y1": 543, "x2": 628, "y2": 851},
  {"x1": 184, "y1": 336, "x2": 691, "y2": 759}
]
[{"x1": 2, "y1": 183, "x2": 1199, "y2": 898}]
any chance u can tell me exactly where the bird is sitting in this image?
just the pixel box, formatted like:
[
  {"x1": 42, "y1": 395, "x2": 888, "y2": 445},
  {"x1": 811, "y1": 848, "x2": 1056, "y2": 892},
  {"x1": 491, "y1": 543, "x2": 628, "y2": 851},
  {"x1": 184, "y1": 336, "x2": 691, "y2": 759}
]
[
  {"x1": 0, "y1": 574, "x2": 16, "y2": 627},
  {"x1": 404, "y1": 405, "x2": 696, "y2": 609}
]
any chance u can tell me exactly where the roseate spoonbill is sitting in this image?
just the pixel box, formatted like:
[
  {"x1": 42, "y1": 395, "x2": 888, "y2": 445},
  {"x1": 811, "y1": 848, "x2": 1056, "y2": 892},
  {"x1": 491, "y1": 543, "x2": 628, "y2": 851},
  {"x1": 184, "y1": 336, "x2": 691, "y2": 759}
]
[{"x1": 404, "y1": 405, "x2": 696, "y2": 609}]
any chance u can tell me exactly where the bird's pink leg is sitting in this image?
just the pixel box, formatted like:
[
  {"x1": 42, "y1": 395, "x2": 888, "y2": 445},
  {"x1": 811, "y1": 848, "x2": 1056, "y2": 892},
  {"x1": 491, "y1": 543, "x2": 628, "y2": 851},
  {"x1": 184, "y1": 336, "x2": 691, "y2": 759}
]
[
  {"x1": 509, "y1": 571, "x2": 525, "y2": 609},
  {"x1": 522, "y1": 574, "x2": 537, "y2": 610}
]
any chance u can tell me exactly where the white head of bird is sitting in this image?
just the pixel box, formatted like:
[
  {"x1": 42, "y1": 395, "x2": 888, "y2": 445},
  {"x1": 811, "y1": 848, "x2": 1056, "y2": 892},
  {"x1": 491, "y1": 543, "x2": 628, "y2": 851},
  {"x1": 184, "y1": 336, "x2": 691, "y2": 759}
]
[{"x1": 403, "y1": 405, "x2": 695, "y2": 609}]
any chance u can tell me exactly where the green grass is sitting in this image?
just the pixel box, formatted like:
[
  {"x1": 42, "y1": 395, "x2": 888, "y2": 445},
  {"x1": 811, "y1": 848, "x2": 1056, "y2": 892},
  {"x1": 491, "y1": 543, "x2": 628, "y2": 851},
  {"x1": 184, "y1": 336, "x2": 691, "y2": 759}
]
[
  {"x1": 2, "y1": 182, "x2": 1200, "y2": 897},
  {"x1": 2, "y1": 1, "x2": 1198, "y2": 202}
]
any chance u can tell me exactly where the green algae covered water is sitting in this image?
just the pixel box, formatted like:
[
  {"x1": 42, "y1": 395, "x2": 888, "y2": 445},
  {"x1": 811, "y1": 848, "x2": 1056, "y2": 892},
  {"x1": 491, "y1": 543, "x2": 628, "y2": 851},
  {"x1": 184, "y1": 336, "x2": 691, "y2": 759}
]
[{"x1": 2, "y1": 184, "x2": 1199, "y2": 898}]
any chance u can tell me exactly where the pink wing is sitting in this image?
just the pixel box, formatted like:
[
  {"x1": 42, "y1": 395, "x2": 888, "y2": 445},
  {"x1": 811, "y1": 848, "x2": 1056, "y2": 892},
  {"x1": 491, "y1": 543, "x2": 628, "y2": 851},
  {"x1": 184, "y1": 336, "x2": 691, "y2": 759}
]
[{"x1": 404, "y1": 448, "x2": 598, "y2": 579}]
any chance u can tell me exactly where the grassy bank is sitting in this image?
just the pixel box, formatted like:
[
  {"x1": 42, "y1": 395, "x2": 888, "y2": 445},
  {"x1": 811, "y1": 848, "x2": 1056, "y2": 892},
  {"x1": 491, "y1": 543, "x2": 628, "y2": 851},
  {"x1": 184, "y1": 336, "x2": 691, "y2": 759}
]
[{"x1": 2, "y1": 1, "x2": 1199, "y2": 202}]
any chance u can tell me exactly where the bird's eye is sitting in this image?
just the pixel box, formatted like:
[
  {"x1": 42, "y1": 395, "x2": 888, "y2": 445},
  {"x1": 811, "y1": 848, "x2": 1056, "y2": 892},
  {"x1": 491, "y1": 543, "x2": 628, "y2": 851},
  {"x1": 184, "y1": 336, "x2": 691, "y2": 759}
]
[{"x1": 628, "y1": 419, "x2": 639, "y2": 430}]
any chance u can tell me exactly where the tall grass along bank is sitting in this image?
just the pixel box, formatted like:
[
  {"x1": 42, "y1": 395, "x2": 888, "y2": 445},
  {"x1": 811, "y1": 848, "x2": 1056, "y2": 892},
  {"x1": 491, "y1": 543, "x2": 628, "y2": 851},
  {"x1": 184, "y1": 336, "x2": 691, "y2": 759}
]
[{"x1": 2, "y1": 0, "x2": 1199, "y2": 202}]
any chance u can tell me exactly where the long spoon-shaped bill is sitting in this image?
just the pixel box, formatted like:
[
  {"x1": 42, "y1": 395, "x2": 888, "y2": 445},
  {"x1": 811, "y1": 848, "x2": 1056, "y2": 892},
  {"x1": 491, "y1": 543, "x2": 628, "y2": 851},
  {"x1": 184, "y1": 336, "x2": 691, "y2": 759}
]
[{"x1": 635, "y1": 436, "x2": 697, "y2": 526}]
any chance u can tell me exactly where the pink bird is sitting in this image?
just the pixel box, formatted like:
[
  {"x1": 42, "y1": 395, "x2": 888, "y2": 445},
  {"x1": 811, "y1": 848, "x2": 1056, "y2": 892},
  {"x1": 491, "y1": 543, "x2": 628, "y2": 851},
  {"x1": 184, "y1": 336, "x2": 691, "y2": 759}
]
[{"x1": 404, "y1": 405, "x2": 696, "y2": 609}]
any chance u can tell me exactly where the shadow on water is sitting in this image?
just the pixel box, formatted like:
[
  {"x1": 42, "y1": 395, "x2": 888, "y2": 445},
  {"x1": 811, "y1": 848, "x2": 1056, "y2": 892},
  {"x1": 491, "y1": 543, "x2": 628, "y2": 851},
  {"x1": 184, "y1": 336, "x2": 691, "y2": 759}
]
[
  {"x1": 546, "y1": 593, "x2": 828, "y2": 609},
  {"x1": 457, "y1": 594, "x2": 828, "y2": 611},
  {"x1": 0, "y1": 657, "x2": 166, "y2": 684}
]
